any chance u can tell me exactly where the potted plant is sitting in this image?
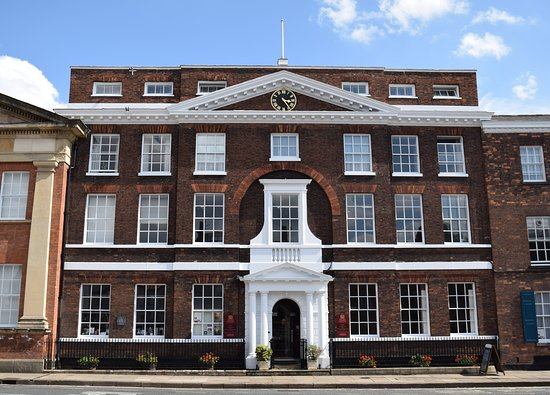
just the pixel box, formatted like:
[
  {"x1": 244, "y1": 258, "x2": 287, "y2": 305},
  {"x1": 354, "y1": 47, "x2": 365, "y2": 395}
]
[
  {"x1": 358, "y1": 355, "x2": 377, "y2": 368},
  {"x1": 455, "y1": 354, "x2": 479, "y2": 366},
  {"x1": 306, "y1": 344, "x2": 321, "y2": 369},
  {"x1": 78, "y1": 356, "x2": 100, "y2": 370},
  {"x1": 136, "y1": 351, "x2": 158, "y2": 370},
  {"x1": 409, "y1": 354, "x2": 432, "y2": 367},
  {"x1": 255, "y1": 345, "x2": 273, "y2": 370},
  {"x1": 199, "y1": 351, "x2": 220, "y2": 370}
]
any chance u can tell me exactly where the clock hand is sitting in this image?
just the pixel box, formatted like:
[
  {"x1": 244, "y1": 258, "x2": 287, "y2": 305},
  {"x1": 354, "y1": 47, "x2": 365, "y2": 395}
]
[{"x1": 281, "y1": 97, "x2": 291, "y2": 109}]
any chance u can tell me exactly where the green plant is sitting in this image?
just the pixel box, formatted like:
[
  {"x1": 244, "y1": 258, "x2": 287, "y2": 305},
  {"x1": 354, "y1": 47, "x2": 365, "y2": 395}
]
[
  {"x1": 455, "y1": 354, "x2": 478, "y2": 366},
  {"x1": 78, "y1": 356, "x2": 100, "y2": 369},
  {"x1": 409, "y1": 354, "x2": 432, "y2": 367},
  {"x1": 255, "y1": 345, "x2": 273, "y2": 361},
  {"x1": 199, "y1": 351, "x2": 220, "y2": 368},
  {"x1": 358, "y1": 355, "x2": 377, "y2": 368},
  {"x1": 306, "y1": 344, "x2": 322, "y2": 361},
  {"x1": 136, "y1": 351, "x2": 158, "y2": 365}
]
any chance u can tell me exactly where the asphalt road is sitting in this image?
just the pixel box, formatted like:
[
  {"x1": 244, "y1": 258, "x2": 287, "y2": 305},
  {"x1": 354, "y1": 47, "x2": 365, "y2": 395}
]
[{"x1": 2, "y1": 386, "x2": 550, "y2": 395}]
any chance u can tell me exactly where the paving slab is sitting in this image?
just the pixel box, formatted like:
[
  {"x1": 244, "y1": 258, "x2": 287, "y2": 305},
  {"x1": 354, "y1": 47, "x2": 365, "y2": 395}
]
[{"x1": 1, "y1": 370, "x2": 550, "y2": 389}]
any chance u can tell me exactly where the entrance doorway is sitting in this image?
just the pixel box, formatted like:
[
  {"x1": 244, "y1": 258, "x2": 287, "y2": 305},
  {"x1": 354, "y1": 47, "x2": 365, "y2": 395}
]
[{"x1": 271, "y1": 299, "x2": 301, "y2": 360}]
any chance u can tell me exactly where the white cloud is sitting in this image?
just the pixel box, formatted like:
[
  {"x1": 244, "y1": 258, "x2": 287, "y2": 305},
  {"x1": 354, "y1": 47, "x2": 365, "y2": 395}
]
[
  {"x1": 319, "y1": 0, "x2": 358, "y2": 28},
  {"x1": 379, "y1": 0, "x2": 469, "y2": 34},
  {"x1": 512, "y1": 73, "x2": 537, "y2": 101},
  {"x1": 480, "y1": 93, "x2": 549, "y2": 115},
  {"x1": 455, "y1": 32, "x2": 510, "y2": 60},
  {"x1": 472, "y1": 7, "x2": 525, "y2": 25},
  {"x1": 0, "y1": 56, "x2": 60, "y2": 111},
  {"x1": 318, "y1": 0, "x2": 468, "y2": 43},
  {"x1": 350, "y1": 24, "x2": 383, "y2": 44}
]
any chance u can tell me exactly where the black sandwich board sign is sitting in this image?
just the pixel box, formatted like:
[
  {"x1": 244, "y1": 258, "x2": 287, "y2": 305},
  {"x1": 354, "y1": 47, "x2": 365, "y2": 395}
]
[{"x1": 479, "y1": 343, "x2": 505, "y2": 375}]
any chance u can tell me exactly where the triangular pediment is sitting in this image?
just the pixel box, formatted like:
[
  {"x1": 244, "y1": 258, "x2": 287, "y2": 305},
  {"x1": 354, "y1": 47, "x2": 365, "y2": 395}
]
[
  {"x1": 168, "y1": 70, "x2": 397, "y2": 114},
  {"x1": 243, "y1": 262, "x2": 333, "y2": 283},
  {"x1": 0, "y1": 93, "x2": 69, "y2": 125}
]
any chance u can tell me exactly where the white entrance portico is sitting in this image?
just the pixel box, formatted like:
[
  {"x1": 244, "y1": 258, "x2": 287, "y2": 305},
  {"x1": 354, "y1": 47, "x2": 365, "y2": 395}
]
[
  {"x1": 242, "y1": 263, "x2": 332, "y2": 369},
  {"x1": 242, "y1": 177, "x2": 333, "y2": 369}
]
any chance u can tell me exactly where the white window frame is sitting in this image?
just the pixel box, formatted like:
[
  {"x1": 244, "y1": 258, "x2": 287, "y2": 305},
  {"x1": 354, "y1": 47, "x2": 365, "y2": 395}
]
[
  {"x1": 433, "y1": 85, "x2": 460, "y2": 99},
  {"x1": 92, "y1": 82, "x2": 122, "y2": 96},
  {"x1": 197, "y1": 81, "x2": 227, "y2": 95},
  {"x1": 400, "y1": 283, "x2": 430, "y2": 336},
  {"x1": 391, "y1": 135, "x2": 422, "y2": 176},
  {"x1": 144, "y1": 82, "x2": 173, "y2": 96},
  {"x1": 0, "y1": 171, "x2": 29, "y2": 220},
  {"x1": 139, "y1": 134, "x2": 172, "y2": 176},
  {"x1": 342, "y1": 82, "x2": 369, "y2": 96},
  {"x1": 193, "y1": 193, "x2": 224, "y2": 244},
  {"x1": 194, "y1": 133, "x2": 226, "y2": 175},
  {"x1": 270, "y1": 133, "x2": 300, "y2": 161},
  {"x1": 389, "y1": 84, "x2": 416, "y2": 98},
  {"x1": 437, "y1": 136, "x2": 467, "y2": 177},
  {"x1": 0, "y1": 264, "x2": 22, "y2": 328},
  {"x1": 84, "y1": 194, "x2": 116, "y2": 245},
  {"x1": 535, "y1": 291, "x2": 550, "y2": 342},
  {"x1": 343, "y1": 134, "x2": 374, "y2": 175},
  {"x1": 79, "y1": 284, "x2": 111, "y2": 338},
  {"x1": 520, "y1": 146, "x2": 546, "y2": 183},
  {"x1": 138, "y1": 194, "x2": 169, "y2": 244},
  {"x1": 527, "y1": 217, "x2": 550, "y2": 265},
  {"x1": 395, "y1": 194, "x2": 424, "y2": 244},
  {"x1": 448, "y1": 282, "x2": 478, "y2": 336},
  {"x1": 134, "y1": 284, "x2": 166, "y2": 338},
  {"x1": 349, "y1": 283, "x2": 379, "y2": 337},
  {"x1": 346, "y1": 194, "x2": 376, "y2": 244},
  {"x1": 192, "y1": 284, "x2": 223, "y2": 338},
  {"x1": 87, "y1": 134, "x2": 120, "y2": 176},
  {"x1": 271, "y1": 193, "x2": 300, "y2": 244},
  {"x1": 441, "y1": 194, "x2": 471, "y2": 244}
]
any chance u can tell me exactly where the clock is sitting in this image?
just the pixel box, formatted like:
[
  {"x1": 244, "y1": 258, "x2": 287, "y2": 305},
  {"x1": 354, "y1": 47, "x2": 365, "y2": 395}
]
[{"x1": 270, "y1": 89, "x2": 297, "y2": 111}]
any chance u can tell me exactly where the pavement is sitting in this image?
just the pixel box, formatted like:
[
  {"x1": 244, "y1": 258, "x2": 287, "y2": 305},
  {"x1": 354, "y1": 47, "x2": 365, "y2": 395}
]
[{"x1": 1, "y1": 368, "x2": 550, "y2": 389}]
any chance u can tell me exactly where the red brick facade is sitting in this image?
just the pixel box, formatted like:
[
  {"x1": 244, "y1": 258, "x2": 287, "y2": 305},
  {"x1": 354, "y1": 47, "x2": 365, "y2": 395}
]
[{"x1": 55, "y1": 66, "x2": 548, "y2": 369}]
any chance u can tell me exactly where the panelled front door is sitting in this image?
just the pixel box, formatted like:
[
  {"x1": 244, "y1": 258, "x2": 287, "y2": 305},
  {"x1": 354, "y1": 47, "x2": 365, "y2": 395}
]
[{"x1": 271, "y1": 299, "x2": 300, "y2": 359}]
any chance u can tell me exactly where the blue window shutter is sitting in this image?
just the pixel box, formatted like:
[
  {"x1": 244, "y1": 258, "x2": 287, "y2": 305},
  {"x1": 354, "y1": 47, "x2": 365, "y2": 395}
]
[{"x1": 521, "y1": 291, "x2": 538, "y2": 343}]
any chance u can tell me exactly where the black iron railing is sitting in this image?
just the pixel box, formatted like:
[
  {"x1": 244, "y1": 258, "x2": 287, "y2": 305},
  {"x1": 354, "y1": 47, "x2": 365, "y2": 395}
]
[
  {"x1": 330, "y1": 336, "x2": 498, "y2": 368},
  {"x1": 300, "y1": 338, "x2": 308, "y2": 369},
  {"x1": 51, "y1": 338, "x2": 245, "y2": 370}
]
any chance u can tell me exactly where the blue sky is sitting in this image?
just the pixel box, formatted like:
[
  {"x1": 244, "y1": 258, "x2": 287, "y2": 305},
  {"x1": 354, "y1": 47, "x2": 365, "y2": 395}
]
[{"x1": 0, "y1": 0, "x2": 548, "y2": 114}]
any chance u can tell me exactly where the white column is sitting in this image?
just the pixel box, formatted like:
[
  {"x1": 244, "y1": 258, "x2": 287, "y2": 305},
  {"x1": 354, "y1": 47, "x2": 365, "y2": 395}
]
[
  {"x1": 317, "y1": 291, "x2": 327, "y2": 352},
  {"x1": 306, "y1": 292, "x2": 314, "y2": 344},
  {"x1": 260, "y1": 292, "x2": 269, "y2": 345},
  {"x1": 248, "y1": 291, "x2": 257, "y2": 356}
]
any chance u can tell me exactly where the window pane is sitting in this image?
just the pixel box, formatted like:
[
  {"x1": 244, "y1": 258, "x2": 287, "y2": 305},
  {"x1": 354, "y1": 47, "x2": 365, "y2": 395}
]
[
  {"x1": 400, "y1": 284, "x2": 429, "y2": 335},
  {"x1": 194, "y1": 193, "x2": 224, "y2": 243},
  {"x1": 192, "y1": 284, "x2": 223, "y2": 338},
  {"x1": 0, "y1": 172, "x2": 29, "y2": 220},
  {"x1": 349, "y1": 283, "x2": 378, "y2": 336}
]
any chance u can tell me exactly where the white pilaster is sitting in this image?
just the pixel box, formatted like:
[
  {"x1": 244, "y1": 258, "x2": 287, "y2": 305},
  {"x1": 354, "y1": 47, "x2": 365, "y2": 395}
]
[
  {"x1": 18, "y1": 161, "x2": 57, "y2": 330},
  {"x1": 246, "y1": 290, "x2": 258, "y2": 369},
  {"x1": 306, "y1": 292, "x2": 314, "y2": 344},
  {"x1": 317, "y1": 291, "x2": 330, "y2": 368},
  {"x1": 260, "y1": 292, "x2": 269, "y2": 345}
]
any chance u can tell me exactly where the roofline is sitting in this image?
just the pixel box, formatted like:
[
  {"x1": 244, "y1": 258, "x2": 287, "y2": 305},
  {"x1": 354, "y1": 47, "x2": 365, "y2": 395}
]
[{"x1": 70, "y1": 65, "x2": 477, "y2": 73}]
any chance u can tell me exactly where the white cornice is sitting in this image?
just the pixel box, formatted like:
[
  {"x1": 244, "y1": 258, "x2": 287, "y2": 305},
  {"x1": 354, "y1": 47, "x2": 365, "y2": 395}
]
[
  {"x1": 482, "y1": 120, "x2": 550, "y2": 134},
  {"x1": 56, "y1": 109, "x2": 489, "y2": 127}
]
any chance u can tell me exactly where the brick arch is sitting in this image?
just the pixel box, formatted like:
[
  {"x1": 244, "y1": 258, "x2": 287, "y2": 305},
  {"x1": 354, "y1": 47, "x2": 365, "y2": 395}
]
[{"x1": 228, "y1": 162, "x2": 341, "y2": 216}]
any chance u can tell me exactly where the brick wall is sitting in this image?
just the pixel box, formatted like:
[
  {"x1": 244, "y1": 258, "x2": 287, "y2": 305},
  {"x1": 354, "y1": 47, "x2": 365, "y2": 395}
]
[
  {"x1": 69, "y1": 67, "x2": 478, "y2": 106},
  {"x1": 66, "y1": 123, "x2": 490, "y2": 259},
  {"x1": 60, "y1": 270, "x2": 245, "y2": 339},
  {"x1": 483, "y1": 132, "x2": 550, "y2": 364}
]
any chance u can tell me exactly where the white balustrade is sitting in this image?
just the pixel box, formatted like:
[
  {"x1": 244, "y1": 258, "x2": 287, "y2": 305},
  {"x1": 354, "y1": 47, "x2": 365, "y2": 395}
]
[{"x1": 271, "y1": 247, "x2": 301, "y2": 263}]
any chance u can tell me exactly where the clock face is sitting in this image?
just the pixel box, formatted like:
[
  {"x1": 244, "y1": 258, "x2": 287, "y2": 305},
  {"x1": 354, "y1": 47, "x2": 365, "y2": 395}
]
[{"x1": 270, "y1": 89, "x2": 297, "y2": 111}]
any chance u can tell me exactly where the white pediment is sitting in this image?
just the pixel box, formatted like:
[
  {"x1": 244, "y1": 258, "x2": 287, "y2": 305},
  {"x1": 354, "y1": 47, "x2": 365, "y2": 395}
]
[
  {"x1": 243, "y1": 262, "x2": 333, "y2": 283},
  {"x1": 167, "y1": 70, "x2": 398, "y2": 113}
]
